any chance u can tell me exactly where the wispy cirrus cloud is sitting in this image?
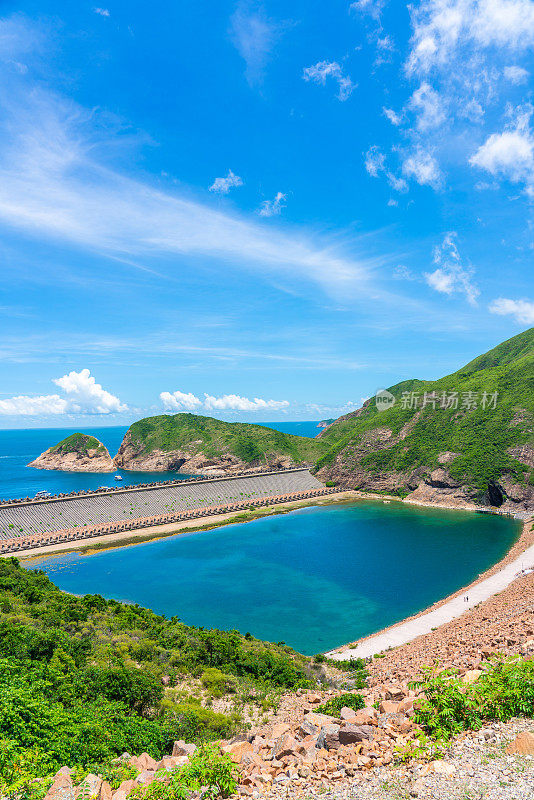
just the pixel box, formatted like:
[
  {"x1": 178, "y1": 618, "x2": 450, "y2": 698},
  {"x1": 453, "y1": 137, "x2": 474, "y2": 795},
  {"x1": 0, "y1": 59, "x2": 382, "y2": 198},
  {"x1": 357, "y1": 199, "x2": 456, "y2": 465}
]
[
  {"x1": 229, "y1": 1, "x2": 286, "y2": 87},
  {"x1": 303, "y1": 60, "x2": 356, "y2": 101},
  {"x1": 0, "y1": 73, "x2": 377, "y2": 299}
]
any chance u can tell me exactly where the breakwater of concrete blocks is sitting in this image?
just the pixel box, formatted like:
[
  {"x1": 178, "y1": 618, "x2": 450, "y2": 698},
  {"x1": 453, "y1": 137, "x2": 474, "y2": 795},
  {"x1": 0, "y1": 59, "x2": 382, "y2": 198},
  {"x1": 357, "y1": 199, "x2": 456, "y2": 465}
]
[{"x1": 0, "y1": 469, "x2": 337, "y2": 554}]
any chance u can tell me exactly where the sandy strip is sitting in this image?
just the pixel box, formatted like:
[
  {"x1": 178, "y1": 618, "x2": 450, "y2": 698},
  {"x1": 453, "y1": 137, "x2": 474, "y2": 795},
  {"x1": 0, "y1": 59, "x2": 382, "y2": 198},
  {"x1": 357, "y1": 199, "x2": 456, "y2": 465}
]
[{"x1": 327, "y1": 515, "x2": 534, "y2": 660}]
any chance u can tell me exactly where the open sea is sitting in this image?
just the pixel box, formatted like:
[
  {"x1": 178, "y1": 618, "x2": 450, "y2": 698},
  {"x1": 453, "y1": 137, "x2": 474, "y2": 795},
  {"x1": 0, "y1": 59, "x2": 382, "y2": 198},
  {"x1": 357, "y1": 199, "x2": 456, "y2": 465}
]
[
  {"x1": 1, "y1": 423, "x2": 521, "y2": 654},
  {"x1": 0, "y1": 421, "x2": 322, "y2": 501}
]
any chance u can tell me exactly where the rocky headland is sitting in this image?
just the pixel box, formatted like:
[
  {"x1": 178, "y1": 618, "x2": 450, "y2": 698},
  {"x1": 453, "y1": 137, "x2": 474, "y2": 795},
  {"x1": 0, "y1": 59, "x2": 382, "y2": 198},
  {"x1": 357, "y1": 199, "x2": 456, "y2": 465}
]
[
  {"x1": 316, "y1": 328, "x2": 534, "y2": 515},
  {"x1": 113, "y1": 413, "x2": 325, "y2": 474},
  {"x1": 27, "y1": 433, "x2": 115, "y2": 472}
]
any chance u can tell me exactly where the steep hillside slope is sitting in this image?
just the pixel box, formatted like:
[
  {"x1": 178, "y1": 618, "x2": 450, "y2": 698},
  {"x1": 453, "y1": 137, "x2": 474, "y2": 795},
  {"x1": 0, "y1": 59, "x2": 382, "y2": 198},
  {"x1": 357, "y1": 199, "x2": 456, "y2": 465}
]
[
  {"x1": 27, "y1": 433, "x2": 115, "y2": 472},
  {"x1": 316, "y1": 328, "x2": 534, "y2": 512},
  {"x1": 115, "y1": 413, "x2": 325, "y2": 474}
]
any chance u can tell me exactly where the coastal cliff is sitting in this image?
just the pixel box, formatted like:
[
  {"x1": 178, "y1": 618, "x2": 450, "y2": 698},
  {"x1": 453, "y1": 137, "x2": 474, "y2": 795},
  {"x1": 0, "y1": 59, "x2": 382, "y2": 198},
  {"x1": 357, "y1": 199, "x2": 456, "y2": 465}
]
[
  {"x1": 27, "y1": 433, "x2": 115, "y2": 472},
  {"x1": 114, "y1": 413, "x2": 325, "y2": 474},
  {"x1": 316, "y1": 328, "x2": 534, "y2": 513}
]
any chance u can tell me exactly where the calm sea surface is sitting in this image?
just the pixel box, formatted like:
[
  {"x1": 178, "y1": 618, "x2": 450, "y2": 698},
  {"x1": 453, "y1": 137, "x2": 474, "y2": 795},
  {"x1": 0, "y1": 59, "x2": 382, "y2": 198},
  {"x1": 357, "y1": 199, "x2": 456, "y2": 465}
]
[
  {"x1": 30, "y1": 501, "x2": 520, "y2": 655},
  {"x1": 0, "y1": 421, "x2": 322, "y2": 500}
]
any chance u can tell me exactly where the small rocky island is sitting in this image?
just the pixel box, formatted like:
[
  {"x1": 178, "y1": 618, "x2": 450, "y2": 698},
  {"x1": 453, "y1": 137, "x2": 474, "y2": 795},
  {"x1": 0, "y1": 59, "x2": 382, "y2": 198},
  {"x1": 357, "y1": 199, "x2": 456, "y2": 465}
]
[{"x1": 28, "y1": 433, "x2": 115, "y2": 472}]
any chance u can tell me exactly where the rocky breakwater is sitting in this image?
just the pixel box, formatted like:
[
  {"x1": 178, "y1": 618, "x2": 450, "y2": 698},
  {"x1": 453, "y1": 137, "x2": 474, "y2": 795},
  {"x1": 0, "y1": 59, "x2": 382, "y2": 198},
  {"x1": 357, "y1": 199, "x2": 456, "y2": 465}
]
[{"x1": 28, "y1": 433, "x2": 115, "y2": 473}]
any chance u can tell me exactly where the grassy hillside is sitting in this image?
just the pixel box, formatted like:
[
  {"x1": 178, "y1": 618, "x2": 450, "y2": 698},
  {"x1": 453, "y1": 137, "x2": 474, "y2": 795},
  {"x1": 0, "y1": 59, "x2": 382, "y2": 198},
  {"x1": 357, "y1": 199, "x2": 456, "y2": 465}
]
[
  {"x1": 50, "y1": 433, "x2": 107, "y2": 456},
  {"x1": 0, "y1": 557, "x2": 315, "y2": 776},
  {"x1": 316, "y1": 328, "x2": 534, "y2": 492},
  {"x1": 124, "y1": 414, "x2": 325, "y2": 464}
]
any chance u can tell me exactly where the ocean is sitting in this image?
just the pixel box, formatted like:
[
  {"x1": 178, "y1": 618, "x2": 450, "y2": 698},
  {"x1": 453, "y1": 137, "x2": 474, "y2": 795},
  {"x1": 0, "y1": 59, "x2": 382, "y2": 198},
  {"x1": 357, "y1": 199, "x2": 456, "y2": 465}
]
[{"x1": 0, "y1": 421, "x2": 322, "y2": 501}]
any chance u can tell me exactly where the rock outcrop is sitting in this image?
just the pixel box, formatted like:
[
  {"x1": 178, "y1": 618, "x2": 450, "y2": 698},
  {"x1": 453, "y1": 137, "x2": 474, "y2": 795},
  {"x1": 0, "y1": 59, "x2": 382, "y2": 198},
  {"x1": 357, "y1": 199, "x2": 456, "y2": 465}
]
[
  {"x1": 114, "y1": 413, "x2": 323, "y2": 474},
  {"x1": 114, "y1": 430, "x2": 296, "y2": 475},
  {"x1": 28, "y1": 433, "x2": 115, "y2": 473}
]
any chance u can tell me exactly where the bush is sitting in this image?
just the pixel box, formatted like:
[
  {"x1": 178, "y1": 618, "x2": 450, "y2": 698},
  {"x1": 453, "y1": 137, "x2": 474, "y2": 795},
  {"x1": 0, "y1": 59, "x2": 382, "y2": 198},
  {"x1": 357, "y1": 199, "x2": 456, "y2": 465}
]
[
  {"x1": 411, "y1": 656, "x2": 534, "y2": 741},
  {"x1": 316, "y1": 692, "x2": 365, "y2": 716},
  {"x1": 131, "y1": 745, "x2": 236, "y2": 800},
  {"x1": 200, "y1": 668, "x2": 236, "y2": 698}
]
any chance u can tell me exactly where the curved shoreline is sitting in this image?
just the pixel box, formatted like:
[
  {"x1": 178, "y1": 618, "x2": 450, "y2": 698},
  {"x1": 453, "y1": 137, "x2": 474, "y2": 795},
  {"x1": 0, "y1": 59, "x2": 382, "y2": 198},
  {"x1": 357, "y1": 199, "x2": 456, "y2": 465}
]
[
  {"x1": 327, "y1": 512, "x2": 533, "y2": 659},
  {"x1": 12, "y1": 489, "x2": 532, "y2": 661}
]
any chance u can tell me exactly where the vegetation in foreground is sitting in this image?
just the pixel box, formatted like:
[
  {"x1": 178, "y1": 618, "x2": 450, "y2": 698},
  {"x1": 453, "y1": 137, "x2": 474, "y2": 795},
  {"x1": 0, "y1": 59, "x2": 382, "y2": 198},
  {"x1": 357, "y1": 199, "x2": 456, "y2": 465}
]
[
  {"x1": 0, "y1": 557, "x2": 314, "y2": 785},
  {"x1": 412, "y1": 655, "x2": 534, "y2": 741}
]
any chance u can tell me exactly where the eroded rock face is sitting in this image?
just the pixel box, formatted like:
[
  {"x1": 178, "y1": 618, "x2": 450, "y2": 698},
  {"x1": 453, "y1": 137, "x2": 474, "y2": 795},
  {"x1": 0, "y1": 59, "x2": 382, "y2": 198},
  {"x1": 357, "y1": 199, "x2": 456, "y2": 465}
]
[
  {"x1": 114, "y1": 430, "x2": 296, "y2": 475},
  {"x1": 28, "y1": 435, "x2": 115, "y2": 473}
]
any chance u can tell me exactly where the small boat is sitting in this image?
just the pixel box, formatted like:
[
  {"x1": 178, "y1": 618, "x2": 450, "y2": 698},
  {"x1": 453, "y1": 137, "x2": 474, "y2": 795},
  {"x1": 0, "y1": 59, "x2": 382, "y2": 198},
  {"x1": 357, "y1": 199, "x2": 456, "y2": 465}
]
[
  {"x1": 34, "y1": 490, "x2": 52, "y2": 499},
  {"x1": 114, "y1": 474, "x2": 123, "y2": 481}
]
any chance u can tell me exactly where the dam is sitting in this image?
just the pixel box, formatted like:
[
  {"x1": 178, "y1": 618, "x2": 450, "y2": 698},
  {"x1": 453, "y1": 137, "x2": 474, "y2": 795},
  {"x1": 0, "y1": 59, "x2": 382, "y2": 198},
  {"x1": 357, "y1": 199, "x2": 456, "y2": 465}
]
[{"x1": 0, "y1": 468, "x2": 334, "y2": 554}]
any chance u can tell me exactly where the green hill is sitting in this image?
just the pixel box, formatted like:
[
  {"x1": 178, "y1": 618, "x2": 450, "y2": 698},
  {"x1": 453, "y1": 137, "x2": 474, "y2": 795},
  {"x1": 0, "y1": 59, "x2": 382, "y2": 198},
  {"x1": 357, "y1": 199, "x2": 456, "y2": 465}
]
[
  {"x1": 50, "y1": 433, "x2": 107, "y2": 456},
  {"x1": 115, "y1": 413, "x2": 325, "y2": 472},
  {"x1": 315, "y1": 328, "x2": 534, "y2": 508}
]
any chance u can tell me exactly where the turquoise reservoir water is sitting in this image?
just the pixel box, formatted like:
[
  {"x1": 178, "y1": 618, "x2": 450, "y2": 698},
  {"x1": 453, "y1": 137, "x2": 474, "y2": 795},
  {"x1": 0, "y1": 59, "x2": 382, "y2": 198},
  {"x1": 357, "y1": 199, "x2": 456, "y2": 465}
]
[{"x1": 30, "y1": 501, "x2": 520, "y2": 655}]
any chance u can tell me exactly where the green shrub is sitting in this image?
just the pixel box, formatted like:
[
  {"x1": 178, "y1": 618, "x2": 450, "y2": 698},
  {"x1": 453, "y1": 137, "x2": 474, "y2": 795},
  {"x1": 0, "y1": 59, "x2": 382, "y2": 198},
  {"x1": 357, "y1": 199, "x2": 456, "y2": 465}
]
[
  {"x1": 411, "y1": 656, "x2": 534, "y2": 741},
  {"x1": 200, "y1": 668, "x2": 236, "y2": 698},
  {"x1": 316, "y1": 692, "x2": 365, "y2": 715},
  {"x1": 131, "y1": 745, "x2": 236, "y2": 800}
]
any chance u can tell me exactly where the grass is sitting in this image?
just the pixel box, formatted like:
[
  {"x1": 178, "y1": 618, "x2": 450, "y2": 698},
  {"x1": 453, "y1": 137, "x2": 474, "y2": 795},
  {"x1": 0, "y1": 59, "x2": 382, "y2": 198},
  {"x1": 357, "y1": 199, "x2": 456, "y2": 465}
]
[
  {"x1": 49, "y1": 433, "x2": 108, "y2": 457},
  {"x1": 316, "y1": 327, "x2": 534, "y2": 492},
  {"x1": 120, "y1": 413, "x2": 326, "y2": 464}
]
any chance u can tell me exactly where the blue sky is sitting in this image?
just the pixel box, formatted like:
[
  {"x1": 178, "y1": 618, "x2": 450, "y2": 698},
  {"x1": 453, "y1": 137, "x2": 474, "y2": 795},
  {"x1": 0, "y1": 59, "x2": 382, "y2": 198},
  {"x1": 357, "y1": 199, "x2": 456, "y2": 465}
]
[{"x1": 0, "y1": 0, "x2": 533, "y2": 427}]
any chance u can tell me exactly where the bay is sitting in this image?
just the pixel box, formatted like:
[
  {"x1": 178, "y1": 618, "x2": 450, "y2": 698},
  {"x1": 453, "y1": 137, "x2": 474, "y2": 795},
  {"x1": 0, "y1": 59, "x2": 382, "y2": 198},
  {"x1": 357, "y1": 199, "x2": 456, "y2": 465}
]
[{"x1": 30, "y1": 500, "x2": 520, "y2": 655}]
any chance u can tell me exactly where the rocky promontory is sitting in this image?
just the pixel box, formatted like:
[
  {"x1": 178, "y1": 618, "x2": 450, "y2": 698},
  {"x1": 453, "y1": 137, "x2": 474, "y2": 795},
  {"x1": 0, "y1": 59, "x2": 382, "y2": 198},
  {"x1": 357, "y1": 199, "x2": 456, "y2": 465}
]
[
  {"x1": 28, "y1": 433, "x2": 115, "y2": 472},
  {"x1": 316, "y1": 327, "x2": 534, "y2": 514},
  {"x1": 114, "y1": 413, "x2": 325, "y2": 474}
]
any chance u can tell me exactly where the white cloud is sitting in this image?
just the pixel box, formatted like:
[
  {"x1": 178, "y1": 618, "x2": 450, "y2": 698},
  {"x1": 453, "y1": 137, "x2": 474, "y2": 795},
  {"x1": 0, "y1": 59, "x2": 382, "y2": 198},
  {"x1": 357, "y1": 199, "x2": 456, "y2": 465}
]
[
  {"x1": 387, "y1": 172, "x2": 409, "y2": 192},
  {"x1": 0, "y1": 71, "x2": 373, "y2": 299},
  {"x1": 402, "y1": 148, "x2": 443, "y2": 187},
  {"x1": 93, "y1": 8, "x2": 110, "y2": 17},
  {"x1": 407, "y1": 0, "x2": 534, "y2": 76},
  {"x1": 409, "y1": 82, "x2": 447, "y2": 131},
  {"x1": 230, "y1": 2, "x2": 283, "y2": 86},
  {"x1": 350, "y1": 0, "x2": 387, "y2": 20},
  {"x1": 383, "y1": 107, "x2": 404, "y2": 126},
  {"x1": 0, "y1": 369, "x2": 127, "y2": 416},
  {"x1": 0, "y1": 394, "x2": 68, "y2": 416},
  {"x1": 258, "y1": 191, "x2": 286, "y2": 217},
  {"x1": 470, "y1": 105, "x2": 534, "y2": 193},
  {"x1": 160, "y1": 390, "x2": 203, "y2": 412},
  {"x1": 204, "y1": 393, "x2": 289, "y2": 411},
  {"x1": 160, "y1": 390, "x2": 289, "y2": 413},
  {"x1": 504, "y1": 65, "x2": 529, "y2": 84},
  {"x1": 53, "y1": 369, "x2": 127, "y2": 413},
  {"x1": 364, "y1": 145, "x2": 386, "y2": 176},
  {"x1": 209, "y1": 169, "x2": 243, "y2": 194},
  {"x1": 489, "y1": 297, "x2": 534, "y2": 323},
  {"x1": 424, "y1": 232, "x2": 479, "y2": 305},
  {"x1": 302, "y1": 61, "x2": 356, "y2": 101}
]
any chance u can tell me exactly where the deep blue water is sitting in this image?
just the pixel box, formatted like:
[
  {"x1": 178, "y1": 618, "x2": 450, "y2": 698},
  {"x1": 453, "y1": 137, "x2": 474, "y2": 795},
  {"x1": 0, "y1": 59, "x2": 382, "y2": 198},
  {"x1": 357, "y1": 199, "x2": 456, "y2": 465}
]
[
  {"x1": 30, "y1": 501, "x2": 520, "y2": 655},
  {"x1": 0, "y1": 421, "x2": 322, "y2": 500}
]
